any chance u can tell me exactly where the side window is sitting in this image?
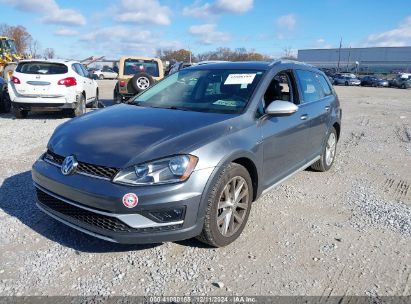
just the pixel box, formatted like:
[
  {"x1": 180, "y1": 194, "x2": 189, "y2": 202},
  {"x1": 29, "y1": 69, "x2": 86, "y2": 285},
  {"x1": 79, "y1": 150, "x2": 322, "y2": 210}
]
[
  {"x1": 79, "y1": 64, "x2": 90, "y2": 77},
  {"x1": 72, "y1": 64, "x2": 84, "y2": 77},
  {"x1": 295, "y1": 70, "x2": 325, "y2": 103},
  {"x1": 316, "y1": 73, "x2": 333, "y2": 96},
  {"x1": 263, "y1": 70, "x2": 299, "y2": 108}
]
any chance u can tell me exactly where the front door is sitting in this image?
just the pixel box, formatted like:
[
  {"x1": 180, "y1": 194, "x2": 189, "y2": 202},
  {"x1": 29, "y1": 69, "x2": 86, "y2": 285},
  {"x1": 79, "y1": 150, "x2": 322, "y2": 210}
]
[{"x1": 260, "y1": 70, "x2": 311, "y2": 190}]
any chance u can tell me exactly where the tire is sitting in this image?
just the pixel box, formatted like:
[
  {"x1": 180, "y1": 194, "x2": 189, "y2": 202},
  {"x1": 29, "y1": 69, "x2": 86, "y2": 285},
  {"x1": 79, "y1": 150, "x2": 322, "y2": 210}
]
[
  {"x1": 401, "y1": 84, "x2": 406, "y2": 89},
  {"x1": 72, "y1": 94, "x2": 86, "y2": 117},
  {"x1": 0, "y1": 85, "x2": 11, "y2": 113},
  {"x1": 98, "y1": 74, "x2": 104, "y2": 80},
  {"x1": 197, "y1": 163, "x2": 253, "y2": 247},
  {"x1": 311, "y1": 127, "x2": 338, "y2": 172},
  {"x1": 12, "y1": 107, "x2": 28, "y2": 119},
  {"x1": 131, "y1": 73, "x2": 154, "y2": 93},
  {"x1": 91, "y1": 90, "x2": 99, "y2": 108},
  {"x1": 345, "y1": 81, "x2": 349, "y2": 86}
]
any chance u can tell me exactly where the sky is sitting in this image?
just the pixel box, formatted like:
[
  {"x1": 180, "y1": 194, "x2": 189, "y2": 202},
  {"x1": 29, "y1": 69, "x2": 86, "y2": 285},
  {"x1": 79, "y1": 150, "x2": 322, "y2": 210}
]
[{"x1": 1, "y1": 0, "x2": 411, "y2": 59}]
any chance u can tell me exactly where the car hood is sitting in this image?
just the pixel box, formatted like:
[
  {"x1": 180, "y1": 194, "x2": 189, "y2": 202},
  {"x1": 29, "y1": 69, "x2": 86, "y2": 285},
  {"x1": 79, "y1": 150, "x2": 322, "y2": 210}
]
[{"x1": 48, "y1": 104, "x2": 234, "y2": 168}]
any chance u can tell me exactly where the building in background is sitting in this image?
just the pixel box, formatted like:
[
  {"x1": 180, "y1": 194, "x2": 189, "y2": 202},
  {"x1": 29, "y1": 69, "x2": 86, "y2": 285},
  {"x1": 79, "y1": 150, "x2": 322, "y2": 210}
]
[{"x1": 298, "y1": 47, "x2": 411, "y2": 74}]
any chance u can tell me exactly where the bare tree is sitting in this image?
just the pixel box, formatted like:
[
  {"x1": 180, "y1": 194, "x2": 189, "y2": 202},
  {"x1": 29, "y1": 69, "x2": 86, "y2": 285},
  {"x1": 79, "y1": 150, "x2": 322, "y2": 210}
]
[
  {"x1": 0, "y1": 24, "x2": 32, "y2": 54},
  {"x1": 281, "y1": 46, "x2": 297, "y2": 60},
  {"x1": 28, "y1": 39, "x2": 41, "y2": 58},
  {"x1": 43, "y1": 48, "x2": 55, "y2": 59}
]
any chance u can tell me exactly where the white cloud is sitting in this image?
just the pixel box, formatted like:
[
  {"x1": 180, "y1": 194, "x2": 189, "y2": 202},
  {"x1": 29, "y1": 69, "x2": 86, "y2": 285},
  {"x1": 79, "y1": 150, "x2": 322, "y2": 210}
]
[
  {"x1": 79, "y1": 26, "x2": 182, "y2": 57},
  {"x1": 54, "y1": 28, "x2": 79, "y2": 36},
  {"x1": 113, "y1": 0, "x2": 171, "y2": 26},
  {"x1": 188, "y1": 23, "x2": 231, "y2": 45},
  {"x1": 363, "y1": 15, "x2": 411, "y2": 47},
  {"x1": 215, "y1": 0, "x2": 253, "y2": 13},
  {"x1": 183, "y1": 1, "x2": 213, "y2": 18},
  {"x1": 183, "y1": 0, "x2": 253, "y2": 18},
  {"x1": 2, "y1": 0, "x2": 86, "y2": 26},
  {"x1": 276, "y1": 14, "x2": 297, "y2": 30},
  {"x1": 313, "y1": 38, "x2": 332, "y2": 49}
]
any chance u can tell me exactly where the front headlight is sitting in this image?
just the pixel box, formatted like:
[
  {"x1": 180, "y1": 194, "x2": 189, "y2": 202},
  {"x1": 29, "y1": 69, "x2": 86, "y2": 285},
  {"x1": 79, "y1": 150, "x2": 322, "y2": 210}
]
[{"x1": 113, "y1": 155, "x2": 198, "y2": 186}]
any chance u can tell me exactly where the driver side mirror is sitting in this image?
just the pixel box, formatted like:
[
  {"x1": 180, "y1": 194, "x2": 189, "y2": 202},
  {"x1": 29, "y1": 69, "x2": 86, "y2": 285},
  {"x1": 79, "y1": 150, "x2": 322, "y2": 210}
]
[{"x1": 265, "y1": 100, "x2": 298, "y2": 116}]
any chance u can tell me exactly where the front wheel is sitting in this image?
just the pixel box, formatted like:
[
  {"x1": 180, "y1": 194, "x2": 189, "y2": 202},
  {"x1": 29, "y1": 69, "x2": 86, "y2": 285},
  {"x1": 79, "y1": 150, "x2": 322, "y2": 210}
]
[
  {"x1": 311, "y1": 128, "x2": 338, "y2": 172},
  {"x1": 197, "y1": 163, "x2": 253, "y2": 247},
  {"x1": 98, "y1": 74, "x2": 104, "y2": 80}
]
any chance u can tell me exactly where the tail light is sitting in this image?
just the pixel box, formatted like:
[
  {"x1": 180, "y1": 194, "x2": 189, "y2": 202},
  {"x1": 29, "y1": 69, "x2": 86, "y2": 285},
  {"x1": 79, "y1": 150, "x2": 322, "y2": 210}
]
[
  {"x1": 58, "y1": 77, "x2": 77, "y2": 87},
  {"x1": 119, "y1": 80, "x2": 126, "y2": 87},
  {"x1": 11, "y1": 76, "x2": 20, "y2": 84}
]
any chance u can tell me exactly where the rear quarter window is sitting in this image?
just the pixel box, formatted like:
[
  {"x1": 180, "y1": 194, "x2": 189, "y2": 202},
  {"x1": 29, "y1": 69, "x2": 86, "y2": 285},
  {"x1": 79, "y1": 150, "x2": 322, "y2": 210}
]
[
  {"x1": 316, "y1": 73, "x2": 333, "y2": 96},
  {"x1": 16, "y1": 62, "x2": 68, "y2": 75}
]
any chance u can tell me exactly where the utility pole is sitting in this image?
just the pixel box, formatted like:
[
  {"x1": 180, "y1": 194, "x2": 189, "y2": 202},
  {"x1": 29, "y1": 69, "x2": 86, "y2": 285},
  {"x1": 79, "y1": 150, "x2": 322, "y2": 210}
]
[
  {"x1": 337, "y1": 37, "x2": 342, "y2": 72},
  {"x1": 346, "y1": 46, "x2": 351, "y2": 72}
]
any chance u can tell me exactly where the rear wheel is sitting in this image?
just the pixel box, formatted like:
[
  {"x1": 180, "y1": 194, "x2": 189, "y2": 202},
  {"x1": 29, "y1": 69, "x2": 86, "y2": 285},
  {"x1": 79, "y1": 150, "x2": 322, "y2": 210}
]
[
  {"x1": 197, "y1": 163, "x2": 253, "y2": 247},
  {"x1": 72, "y1": 94, "x2": 86, "y2": 117},
  {"x1": 92, "y1": 90, "x2": 99, "y2": 108},
  {"x1": 401, "y1": 84, "x2": 406, "y2": 89},
  {"x1": 345, "y1": 81, "x2": 349, "y2": 86},
  {"x1": 0, "y1": 85, "x2": 11, "y2": 113},
  {"x1": 311, "y1": 128, "x2": 338, "y2": 172},
  {"x1": 12, "y1": 107, "x2": 28, "y2": 119}
]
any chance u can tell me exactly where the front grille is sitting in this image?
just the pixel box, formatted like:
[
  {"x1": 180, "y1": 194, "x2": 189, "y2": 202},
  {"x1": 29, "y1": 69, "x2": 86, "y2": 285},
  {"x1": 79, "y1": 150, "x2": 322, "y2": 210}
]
[
  {"x1": 36, "y1": 188, "x2": 182, "y2": 234},
  {"x1": 44, "y1": 150, "x2": 118, "y2": 180}
]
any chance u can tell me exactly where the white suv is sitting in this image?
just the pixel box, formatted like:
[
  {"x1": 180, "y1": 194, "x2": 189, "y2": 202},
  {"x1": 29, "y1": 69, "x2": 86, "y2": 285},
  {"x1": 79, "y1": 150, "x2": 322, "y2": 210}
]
[
  {"x1": 8, "y1": 59, "x2": 99, "y2": 118},
  {"x1": 92, "y1": 67, "x2": 118, "y2": 80}
]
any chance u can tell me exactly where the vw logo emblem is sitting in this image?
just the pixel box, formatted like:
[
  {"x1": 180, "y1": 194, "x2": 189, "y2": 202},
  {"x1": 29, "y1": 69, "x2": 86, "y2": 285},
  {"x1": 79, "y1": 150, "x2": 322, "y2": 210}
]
[{"x1": 61, "y1": 155, "x2": 78, "y2": 176}]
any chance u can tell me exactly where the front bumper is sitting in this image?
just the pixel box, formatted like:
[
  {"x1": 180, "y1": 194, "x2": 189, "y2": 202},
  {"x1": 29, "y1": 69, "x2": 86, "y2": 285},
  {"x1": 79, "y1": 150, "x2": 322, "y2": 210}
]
[{"x1": 32, "y1": 157, "x2": 213, "y2": 244}]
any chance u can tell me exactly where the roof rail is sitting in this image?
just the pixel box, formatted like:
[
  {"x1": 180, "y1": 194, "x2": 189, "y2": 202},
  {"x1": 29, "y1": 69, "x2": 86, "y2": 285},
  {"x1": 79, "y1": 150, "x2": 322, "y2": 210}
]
[{"x1": 269, "y1": 59, "x2": 315, "y2": 68}]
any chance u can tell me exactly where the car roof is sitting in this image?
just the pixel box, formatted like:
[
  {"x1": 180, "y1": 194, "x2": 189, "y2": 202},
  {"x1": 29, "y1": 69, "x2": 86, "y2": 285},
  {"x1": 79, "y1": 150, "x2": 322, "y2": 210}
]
[
  {"x1": 17, "y1": 59, "x2": 79, "y2": 65},
  {"x1": 187, "y1": 60, "x2": 316, "y2": 71}
]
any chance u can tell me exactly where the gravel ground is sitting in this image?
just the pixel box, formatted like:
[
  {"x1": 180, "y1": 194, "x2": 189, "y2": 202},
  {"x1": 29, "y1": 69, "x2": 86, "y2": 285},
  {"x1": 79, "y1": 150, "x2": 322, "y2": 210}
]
[{"x1": 0, "y1": 81, "x2": 410, "y2": 296}]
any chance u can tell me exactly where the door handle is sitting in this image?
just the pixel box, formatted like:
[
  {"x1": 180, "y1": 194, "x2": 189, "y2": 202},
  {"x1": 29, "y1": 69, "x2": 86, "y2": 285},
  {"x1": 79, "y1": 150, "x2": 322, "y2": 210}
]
[
  {"x1": 300, "y1": 114, "x2": 308, "y2": 120},
  {"x1": 325, "y1": 106, "x2": 330, "y2": 112}
]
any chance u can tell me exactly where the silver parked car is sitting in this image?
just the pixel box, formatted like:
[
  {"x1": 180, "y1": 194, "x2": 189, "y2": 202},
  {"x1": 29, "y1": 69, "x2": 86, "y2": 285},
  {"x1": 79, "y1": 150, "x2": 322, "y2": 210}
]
[
  {"x1": 333, "y1": 74, "x2": 361, "y2": 86},
  {"x1": 32, "y1": 61, "x2": 341, "y2": 247}
]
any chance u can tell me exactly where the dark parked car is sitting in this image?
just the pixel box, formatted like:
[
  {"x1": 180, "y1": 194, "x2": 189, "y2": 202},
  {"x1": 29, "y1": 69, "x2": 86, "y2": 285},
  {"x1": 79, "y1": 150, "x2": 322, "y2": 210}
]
[
  {"x1": 360, "y1": 76, "x2": 388, "y2": 87},
  {"x1": 389, "y1": 75, "x2": 411, "y2": 89},
  {"x1": 32, "y1": 61, "x2": 341, "y2": 247}
]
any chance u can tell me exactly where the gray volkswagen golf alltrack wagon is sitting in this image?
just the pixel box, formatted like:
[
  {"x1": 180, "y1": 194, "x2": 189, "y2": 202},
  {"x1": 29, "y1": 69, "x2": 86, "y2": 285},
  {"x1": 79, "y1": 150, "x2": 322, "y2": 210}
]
[{"x1": 32, "y1": 61, "x2": 341, "y2": 247}]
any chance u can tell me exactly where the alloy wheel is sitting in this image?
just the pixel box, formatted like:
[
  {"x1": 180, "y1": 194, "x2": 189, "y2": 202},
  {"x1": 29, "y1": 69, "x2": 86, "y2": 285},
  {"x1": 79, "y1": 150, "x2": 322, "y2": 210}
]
[
  {"x1": 136, "y1": 77, "x2": 150, "y2": 90},
  {"x1": 325, "y1": 132, "x2": 337, "y2": 166},
  {"x1": 216, "y1": 176, "x2": 250, "y2": 237}
]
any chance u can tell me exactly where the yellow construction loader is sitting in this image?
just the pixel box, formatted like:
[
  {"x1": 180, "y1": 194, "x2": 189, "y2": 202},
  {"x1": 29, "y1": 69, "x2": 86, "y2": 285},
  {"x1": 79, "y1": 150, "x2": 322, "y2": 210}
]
[{"x1": 0, "y1": 36, "x2": 22, "y2": 112}]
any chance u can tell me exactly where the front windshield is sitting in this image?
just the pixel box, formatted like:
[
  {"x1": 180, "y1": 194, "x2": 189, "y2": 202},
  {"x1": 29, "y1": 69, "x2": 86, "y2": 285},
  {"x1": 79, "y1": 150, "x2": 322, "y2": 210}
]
[
  {"x1": 4, "y1": 39, "x2": 17, "y2": 54},
  {"x1": 132, "y1": 68, "x2": 265, "y2": 114}
]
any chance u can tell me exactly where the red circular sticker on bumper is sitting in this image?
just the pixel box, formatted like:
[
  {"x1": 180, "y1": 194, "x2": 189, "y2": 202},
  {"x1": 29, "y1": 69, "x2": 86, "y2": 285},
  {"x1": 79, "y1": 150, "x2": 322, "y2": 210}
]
[{"x1": 122, "y1": 193, "x2": 138, "y2": 208}]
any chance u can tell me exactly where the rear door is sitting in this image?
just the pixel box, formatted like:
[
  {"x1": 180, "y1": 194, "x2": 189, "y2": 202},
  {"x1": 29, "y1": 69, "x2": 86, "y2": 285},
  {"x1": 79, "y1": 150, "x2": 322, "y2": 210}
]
[
  {"x1": 11, "y1": 61, "x2": 69, "y2": 97},
  {"x1": 79, "y1": 64, "x2": 96, "y2": 101},
  {"x1": 294, "y1": 70, "x2": 332, "y2": 159}
]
